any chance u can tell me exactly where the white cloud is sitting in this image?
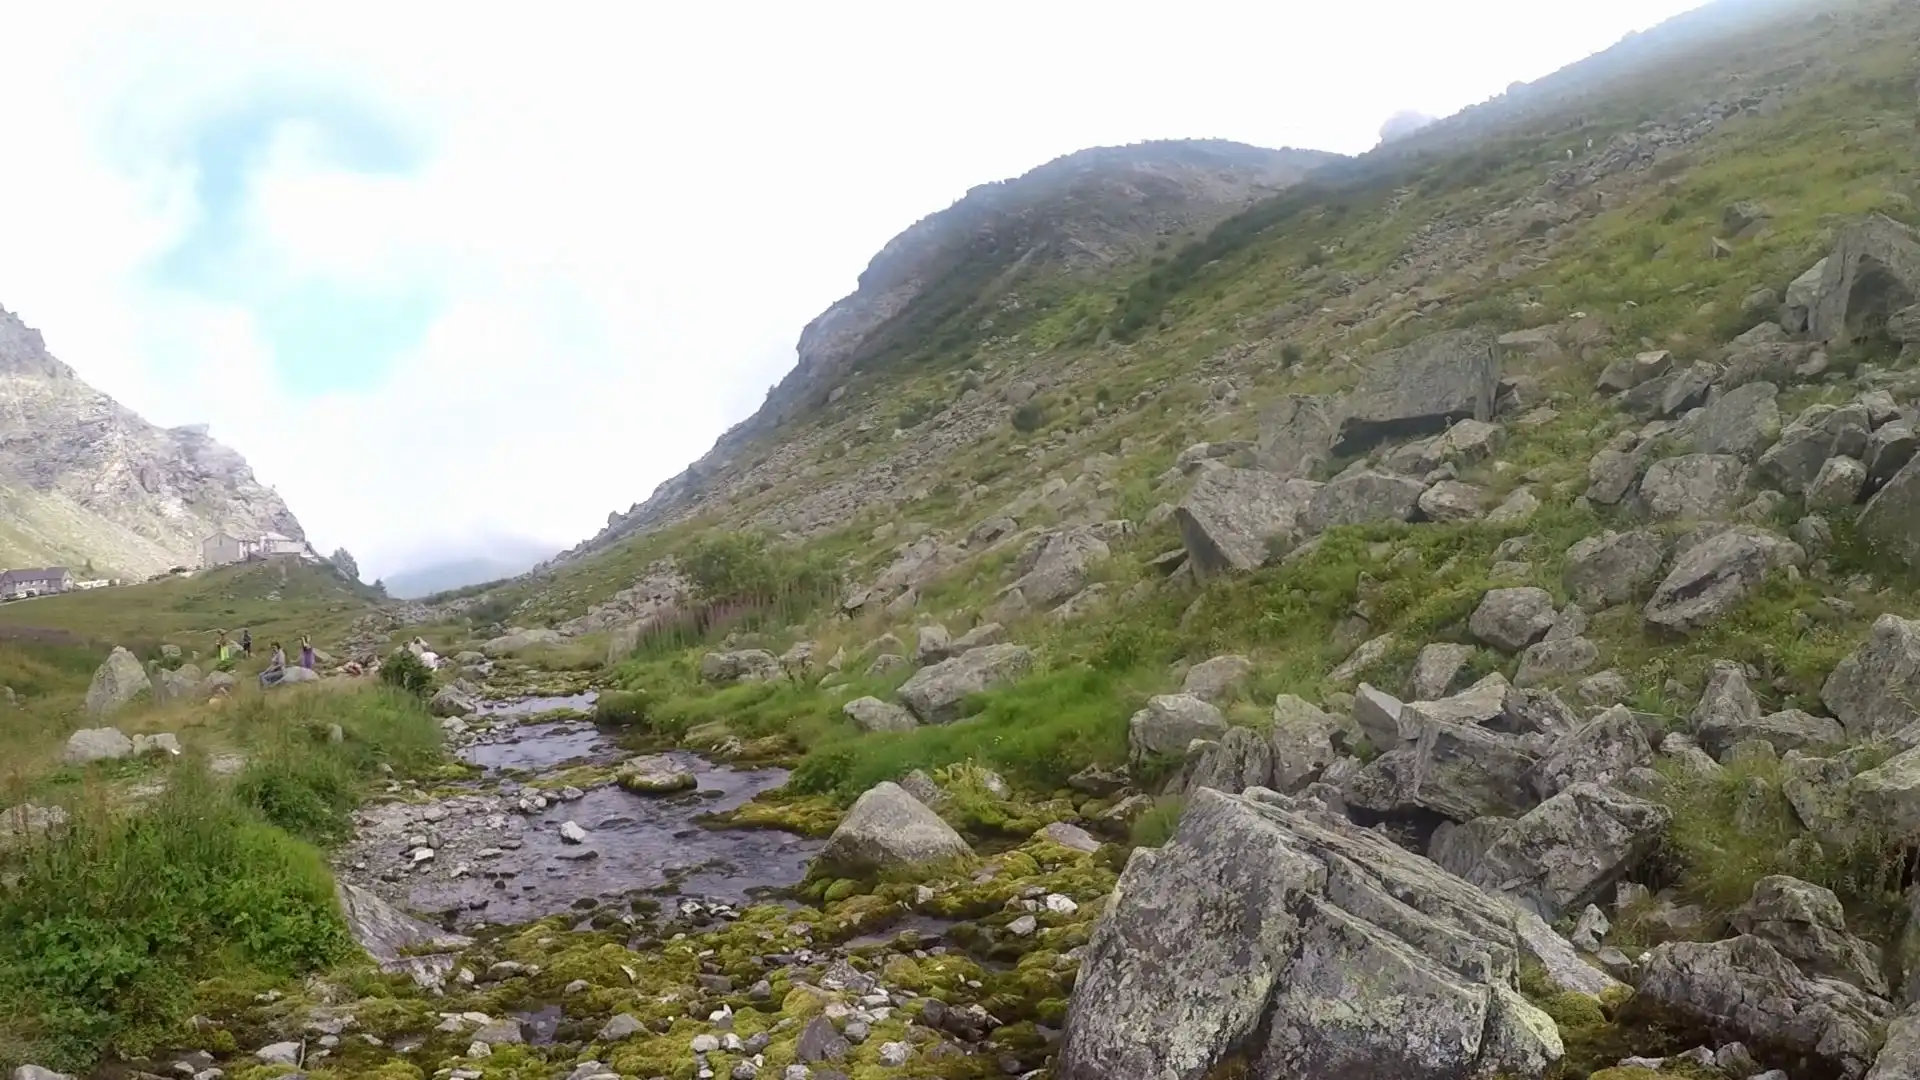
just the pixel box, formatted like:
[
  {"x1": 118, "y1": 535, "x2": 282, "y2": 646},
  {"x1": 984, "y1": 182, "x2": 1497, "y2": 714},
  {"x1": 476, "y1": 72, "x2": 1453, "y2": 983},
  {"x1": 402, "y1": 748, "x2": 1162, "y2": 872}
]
[{"x1": 0, "y1": 0, "x2": 1703, "y2": 580}]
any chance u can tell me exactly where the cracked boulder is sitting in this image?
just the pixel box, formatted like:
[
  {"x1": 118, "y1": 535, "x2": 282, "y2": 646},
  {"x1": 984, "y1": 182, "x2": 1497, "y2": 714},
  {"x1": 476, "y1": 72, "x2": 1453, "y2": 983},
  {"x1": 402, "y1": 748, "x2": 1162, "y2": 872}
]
[
  {"x1": 1057, "y1": 787, "x2": 1562, "y2": 1080},
  {"x1": 1176, "y1": 468, "x2": 1322, "y2": 578}
]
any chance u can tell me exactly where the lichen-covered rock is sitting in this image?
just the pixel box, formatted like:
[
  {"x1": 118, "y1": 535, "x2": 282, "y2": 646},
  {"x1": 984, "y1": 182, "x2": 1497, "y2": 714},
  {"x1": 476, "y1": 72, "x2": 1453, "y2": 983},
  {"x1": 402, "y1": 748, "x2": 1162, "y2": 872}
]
[
  {"x1": 335, "y1": 881, "x2": 473, "y2": 989},
  {"x1": 1128, "y1": 694, "x2": 1228, "y2": 760},
  {"x1": 1514, "y1": 637, "x2": 1600, "y2": 688},
  {"x1": 1586, "y1": 447, "x2": 1647, "y2": 505},
  {"x1": 1255, "y1": 394, "x2": 1339, "y2": 478},
  {"x1": 1823, "y1": 614, "x2": 1920, "y2": 740},
  {"x1": 1634, "y1": 935, "x2": 1893, "y2": 1079},
  {"x1": 842, "y1": 696, "x2": 919, "y2": 733},
  {"x1": 817, "y1": 782, "x2": 972, "y2": 874},
  {"x1": 1268, "y1": 695, "x2": 1343, "y2": 791},
  {"x1": 1732, "y1": 875, "x2": 1887, "y2": 996},
  {"x1": 1638, "y1": 454, "x2": 1749, "y2": 520},
  {"x1": 1529, "y1": 706, "x2": 1652, "y2": 799},
  {"x1": 1008, "y1": 526, "x2": 1111, "y2": 608},
  {"x1": 1809, "y1": 455, "x2": 1869, "y2": 510},
  {"x1": 1410, "y1": 643, "x2": 1476, "y2": 700},
  {"x1": 913, "y1": 624, "x2": 953, "y2": 665},
  {"x1": 1345, "y1": 718, "x2": 1540, "y2": 823},
  {"x1": 1057, "y1": 787, "x2": 1561, "y2": 1080},
  {"x1": 1183, "y1": 727, "x2": 1277, "y2": 796},
  {"x1": 895, "y1": 643, "x2": 1034, "y2": 724},
  {"x1": 1644, "y1": 528, "x2": 1803, "y2": 634},
  {"x1": 1563, "y1": 529, "x2": 1668, "y2": 607},
  {"x1": 1176, "y1": 468, "x2": 1322, "y2": 578},
  {"x1": 1690, "y1": 381, "x2": 1782, "y2": 459},
  {"x1": 83, "y1": 647, "x2": 150, "y2": 717},
  {"x1": 1302, "y1": 471, "x2": 1427, "y2": 534},
  {"x1": 1470, "y1": 587, "x2": 1558, "y2": 653},
  {"x1": 1181, "y1": 654, "x2": 1254, "y2": 703},
  {"x1": 151, "y1": 662, "x2": 204, "y2": 704},
  {"x1": 1458, "y1": 783, "x2": 1671, "y2": 920},
  {"x1": 1867, "y1": 421, "x2": 1919, "y2": 496}
]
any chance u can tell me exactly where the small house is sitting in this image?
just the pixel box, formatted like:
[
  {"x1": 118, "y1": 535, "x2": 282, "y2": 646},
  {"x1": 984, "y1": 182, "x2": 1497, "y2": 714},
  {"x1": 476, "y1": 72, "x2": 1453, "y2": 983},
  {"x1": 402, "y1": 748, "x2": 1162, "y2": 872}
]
[
  {"x1": 201, "y1": 530, "x2": 253, "y2": 568},
  {"x1": 0, "y1": 567, "x2": 74, "y2": 600}
]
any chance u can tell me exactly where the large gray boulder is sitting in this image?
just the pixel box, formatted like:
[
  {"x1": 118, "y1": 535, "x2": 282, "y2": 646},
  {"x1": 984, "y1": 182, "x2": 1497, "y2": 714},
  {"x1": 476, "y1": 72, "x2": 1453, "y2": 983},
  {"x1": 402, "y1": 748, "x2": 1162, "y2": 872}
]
[
  {"x1": 151, "y1": 663, "x2": 205, "y2": 705},
  {"x1": 1176, "y1": 468, "x2": 1322, "y2": 578},
  {"x1": 1823, "y1": 614, "x2": 1920, "y2": 740},
  {"x1": 817, "y1": 782, "x2": 972, "y2": 874},
  {"x1": 1638, "y1": 454, "x2": 1748, "y2": 520},
  {"x1": 1867, "y1": 421, "x2": 1919, "y2": 495},
  {"x1": 1514, "y1": 637, "x2": 1600, "y2": 688},
  {"x1": 699, "y1": 649, "x2": 780, "y2": 684},
  {"x1": 1417, "y1": 480, "x2": 1488, "y2": 523},
  {"x1": 1182, "y1": 727, "x2": 1277, "y2": 796},
  {"x1": 1635, "y1": 936, "x2": 1893, "y2": 1079},
  {"x1": 1181, "y1": 655, "x2": 1254, "y2": 703},
  {"x1": 1457, "y1": 783, "x2": 1671, "y2": 920},
  {"x1": 61, "y1": 727, "x2": 134, "y2": 766},
  {"x1": 1254, "y1": 394, "x2": 1339, "y2": 478},
  {"x1": 482, "y1": 627, "x2": 563, "y2": 657},
  {"x1": 1469, "y1": 587, "x2": 1557, "y2": 653},
  {"x1": 1690, "y1": 381, "x2": 1782, "y2": 459},
  {"x1": 1859, "y1": 456, "x2": 1920, "y2": 570},
  {"x1": 1809, "y1": 214, "x2": 1920, "y2": 348},
  {"x1": 1332, "y1": 330, "x2": 1500, "y2": 457},
  {"x1": 336, "y1": 882, "x2": 473, "y2": 989},
  {"x1": 1585, "y1": 447, "x2": 1648, "y2": 505},
  {"x1": 1644, "y1": 528, "x2": 1803, "y2": 634},
  {"x1": 1758, "y1": 405, "x2": 1842, "y2": 495},
  {"x1": 1302, "y1": 471, "x2": 1426, "y2": 534},
  {"x1": 1563, "y1": 529, "x2": 1668, "y2": 607},
  {"x1": 843, "y1": 696, "x2": 918, "y2": 733},
  {"x1": 84, "y1": 647, "x2": 151, "y2": 717},
  {"x1": 1057, "y1": 787, "x2": 1562, "y2": 1080},
  {"x1": 428, "y1": 685, "x2": 477, "y2": 718},
  {"x1": 895, "y1": 644, "x2": 1034, "y2": 724},
  {"x1": 1128, "y1": 694, "x2": 1228, "y2": 760},
  {"x1": 1009, "y1": 527, "x2": 1110, "y2": 608},
  {"x1": 1732, "y1": 875, "x2": 1887, "y2": 996}
]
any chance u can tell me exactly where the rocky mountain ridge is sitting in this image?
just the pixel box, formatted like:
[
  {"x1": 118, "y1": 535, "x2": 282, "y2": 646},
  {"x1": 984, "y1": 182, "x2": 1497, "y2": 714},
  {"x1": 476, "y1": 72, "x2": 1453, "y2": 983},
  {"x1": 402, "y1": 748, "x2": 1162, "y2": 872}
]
[
  {"x1": 0, "y1": 305, "x2": 304, "y2": 578},
  {"x1": 545, "y1": 139, "x2": 1340, "y2": 568}
]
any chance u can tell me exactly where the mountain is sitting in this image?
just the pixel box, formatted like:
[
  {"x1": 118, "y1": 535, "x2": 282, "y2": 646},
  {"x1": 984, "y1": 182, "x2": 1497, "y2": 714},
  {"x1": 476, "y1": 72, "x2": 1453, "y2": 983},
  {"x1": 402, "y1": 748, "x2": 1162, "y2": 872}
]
[
  {"x1": 0, "y1": 305, "x2": 303, "y2": 578},
  {"x1": 381, "y1": 541, "x2": 554, "y2": 599},
  {"x1": 548, "y1": 138, "x2": 1342, "y2": 565}
]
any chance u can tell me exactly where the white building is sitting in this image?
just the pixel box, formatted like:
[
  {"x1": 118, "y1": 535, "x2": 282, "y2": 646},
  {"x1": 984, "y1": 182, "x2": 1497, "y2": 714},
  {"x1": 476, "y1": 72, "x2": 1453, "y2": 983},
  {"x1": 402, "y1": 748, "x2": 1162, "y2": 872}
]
[{"x1": 201, "y1": 529, "x2": 311, "y2": 568}]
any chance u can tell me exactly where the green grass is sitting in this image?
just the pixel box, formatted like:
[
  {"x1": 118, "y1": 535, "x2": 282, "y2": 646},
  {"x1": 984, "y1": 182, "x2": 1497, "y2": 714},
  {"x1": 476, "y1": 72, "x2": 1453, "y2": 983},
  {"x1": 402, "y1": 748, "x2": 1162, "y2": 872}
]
[{"x1": 0, "y1": 683, "x2": 443, "y2": 1072}]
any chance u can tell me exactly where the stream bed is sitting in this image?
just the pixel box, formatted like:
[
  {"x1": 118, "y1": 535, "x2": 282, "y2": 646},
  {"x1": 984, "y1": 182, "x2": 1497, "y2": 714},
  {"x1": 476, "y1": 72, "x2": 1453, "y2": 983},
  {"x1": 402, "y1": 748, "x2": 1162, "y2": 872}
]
[{"x1": 337, "y1": 700, "x2": 823, "y2": 930}]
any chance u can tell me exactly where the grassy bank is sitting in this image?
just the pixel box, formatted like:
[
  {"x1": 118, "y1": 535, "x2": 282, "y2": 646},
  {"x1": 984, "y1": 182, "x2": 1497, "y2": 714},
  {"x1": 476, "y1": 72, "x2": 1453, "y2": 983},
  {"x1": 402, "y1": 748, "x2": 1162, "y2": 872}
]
[{"x1": 0, "y1": 683, "x2": 443, "y2": 1074}]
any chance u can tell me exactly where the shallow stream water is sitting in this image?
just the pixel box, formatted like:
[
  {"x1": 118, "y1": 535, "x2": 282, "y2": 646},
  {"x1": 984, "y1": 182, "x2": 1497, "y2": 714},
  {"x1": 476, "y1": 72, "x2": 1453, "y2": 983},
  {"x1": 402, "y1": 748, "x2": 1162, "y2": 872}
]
[{"x1": 337, "y1": 697, "x2": 822, "y2": 930}]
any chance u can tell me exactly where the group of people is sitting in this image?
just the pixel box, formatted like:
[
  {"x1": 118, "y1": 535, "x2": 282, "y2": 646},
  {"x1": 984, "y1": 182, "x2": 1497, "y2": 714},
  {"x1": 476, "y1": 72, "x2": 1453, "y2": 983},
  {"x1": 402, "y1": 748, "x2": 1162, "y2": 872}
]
[{"x1": 211, "y1": 627, "x2": 316, "y2": 688}]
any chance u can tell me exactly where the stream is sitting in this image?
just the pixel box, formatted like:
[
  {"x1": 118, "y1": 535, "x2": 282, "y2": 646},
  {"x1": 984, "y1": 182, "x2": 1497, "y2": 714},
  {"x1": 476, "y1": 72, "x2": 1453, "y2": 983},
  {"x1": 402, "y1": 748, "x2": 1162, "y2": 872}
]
[{"x1": 336, "y1": 694, "x2": 823, "y2": 930}]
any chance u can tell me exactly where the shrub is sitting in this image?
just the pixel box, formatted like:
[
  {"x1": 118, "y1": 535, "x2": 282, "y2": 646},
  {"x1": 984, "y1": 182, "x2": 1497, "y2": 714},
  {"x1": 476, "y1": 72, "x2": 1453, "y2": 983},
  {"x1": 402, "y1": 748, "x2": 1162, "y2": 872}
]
[
  {"x1": 1129, "y1": 796, "x2": 1186, "y2": 848},
  {"x1": 379, "y1": 649, "x2": 434, "y2": 697},
  {"x1": 594, "y1": 690, "x2": 650, "y2": 727},
  {"x1": 1011, "y1": 403, "x2": 1046, "y2": 433}
]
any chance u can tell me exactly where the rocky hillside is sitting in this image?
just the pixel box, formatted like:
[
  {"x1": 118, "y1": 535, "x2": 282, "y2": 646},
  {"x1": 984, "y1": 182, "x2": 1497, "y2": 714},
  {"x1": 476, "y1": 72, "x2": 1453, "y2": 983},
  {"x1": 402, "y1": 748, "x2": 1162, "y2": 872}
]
[
  {"x1": 554, "y1": 138, "x2": 1339, "y2": 563},
  {"x1": 0, "y1": 305, "x2": 303, "y2": 578}
]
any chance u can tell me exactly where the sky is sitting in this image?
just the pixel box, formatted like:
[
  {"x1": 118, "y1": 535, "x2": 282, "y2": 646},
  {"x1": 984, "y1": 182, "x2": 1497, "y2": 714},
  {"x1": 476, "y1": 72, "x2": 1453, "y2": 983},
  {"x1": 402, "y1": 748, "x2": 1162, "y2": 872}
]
[{"x1": 0, "y1": 0, "x2": 1706, "y2": 583}]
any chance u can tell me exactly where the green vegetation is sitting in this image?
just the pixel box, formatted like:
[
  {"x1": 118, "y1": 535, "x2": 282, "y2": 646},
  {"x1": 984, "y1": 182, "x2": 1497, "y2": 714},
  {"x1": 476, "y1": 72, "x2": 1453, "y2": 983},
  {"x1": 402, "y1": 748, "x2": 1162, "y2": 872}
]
[
  {"x1": 377, "y1": 648, "x2": 434, "y2": 698},
  {"x1": 0, "y1": 684, "x2": 442, "y2": 1073}
]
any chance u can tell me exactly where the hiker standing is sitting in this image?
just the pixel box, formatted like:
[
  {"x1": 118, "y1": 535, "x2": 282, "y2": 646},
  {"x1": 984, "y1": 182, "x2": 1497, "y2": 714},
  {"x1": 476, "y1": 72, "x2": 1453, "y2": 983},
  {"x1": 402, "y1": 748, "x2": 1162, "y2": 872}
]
[
  {"x1": 259, "y1": 641, "x2": 287, "y2": 688},
  {"x1": 300, "y1": 636, "x2": 315, "y2": 670},
  {"x1": 214, "y1": 629, "x2": 230, "y2": 663},
  {"x1": 241, "y1": 629, "x2": 253, "y2": 658}
]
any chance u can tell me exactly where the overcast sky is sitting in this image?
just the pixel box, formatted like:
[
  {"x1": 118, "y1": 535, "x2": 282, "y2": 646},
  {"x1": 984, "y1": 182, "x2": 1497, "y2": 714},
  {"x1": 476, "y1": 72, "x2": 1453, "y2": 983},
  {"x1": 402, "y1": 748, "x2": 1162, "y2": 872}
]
[{"x1": 0, "y1": 0, "x2": 1703, "y2": 582}]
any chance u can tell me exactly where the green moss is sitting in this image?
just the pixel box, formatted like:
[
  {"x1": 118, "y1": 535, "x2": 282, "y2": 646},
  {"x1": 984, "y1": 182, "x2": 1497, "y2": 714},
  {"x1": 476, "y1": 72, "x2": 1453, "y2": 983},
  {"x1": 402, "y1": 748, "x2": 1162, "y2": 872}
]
[{"x1": 823, "y1": 878, "x2": 864, "y2": 902}]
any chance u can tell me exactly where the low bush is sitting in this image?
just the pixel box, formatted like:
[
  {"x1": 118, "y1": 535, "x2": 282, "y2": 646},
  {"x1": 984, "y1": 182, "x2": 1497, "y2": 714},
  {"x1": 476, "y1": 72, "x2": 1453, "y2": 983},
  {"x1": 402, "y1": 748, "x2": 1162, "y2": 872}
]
[{"x1": 378, "y1": 649, "x2": 434, "y2": 697}]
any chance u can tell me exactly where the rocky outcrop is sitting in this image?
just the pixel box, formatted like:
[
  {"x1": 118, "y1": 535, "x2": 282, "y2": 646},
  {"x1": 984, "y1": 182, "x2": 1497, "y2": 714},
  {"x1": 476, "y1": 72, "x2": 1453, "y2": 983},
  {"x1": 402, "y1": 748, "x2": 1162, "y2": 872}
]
[
  {"x1": 1058, "y1": 788, "x2": 1562, "y2": 1080},
  {"x1": 0, "y1": 305, "x2": 304, "y2": 577}
]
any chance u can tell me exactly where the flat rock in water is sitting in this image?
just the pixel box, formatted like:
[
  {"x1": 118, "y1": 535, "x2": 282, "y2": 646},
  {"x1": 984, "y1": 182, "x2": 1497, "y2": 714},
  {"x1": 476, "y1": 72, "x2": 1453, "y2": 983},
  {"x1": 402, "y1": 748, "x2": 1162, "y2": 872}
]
[{"x1": 615, "y1": 755, "x2": 698, "y2": 794}]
